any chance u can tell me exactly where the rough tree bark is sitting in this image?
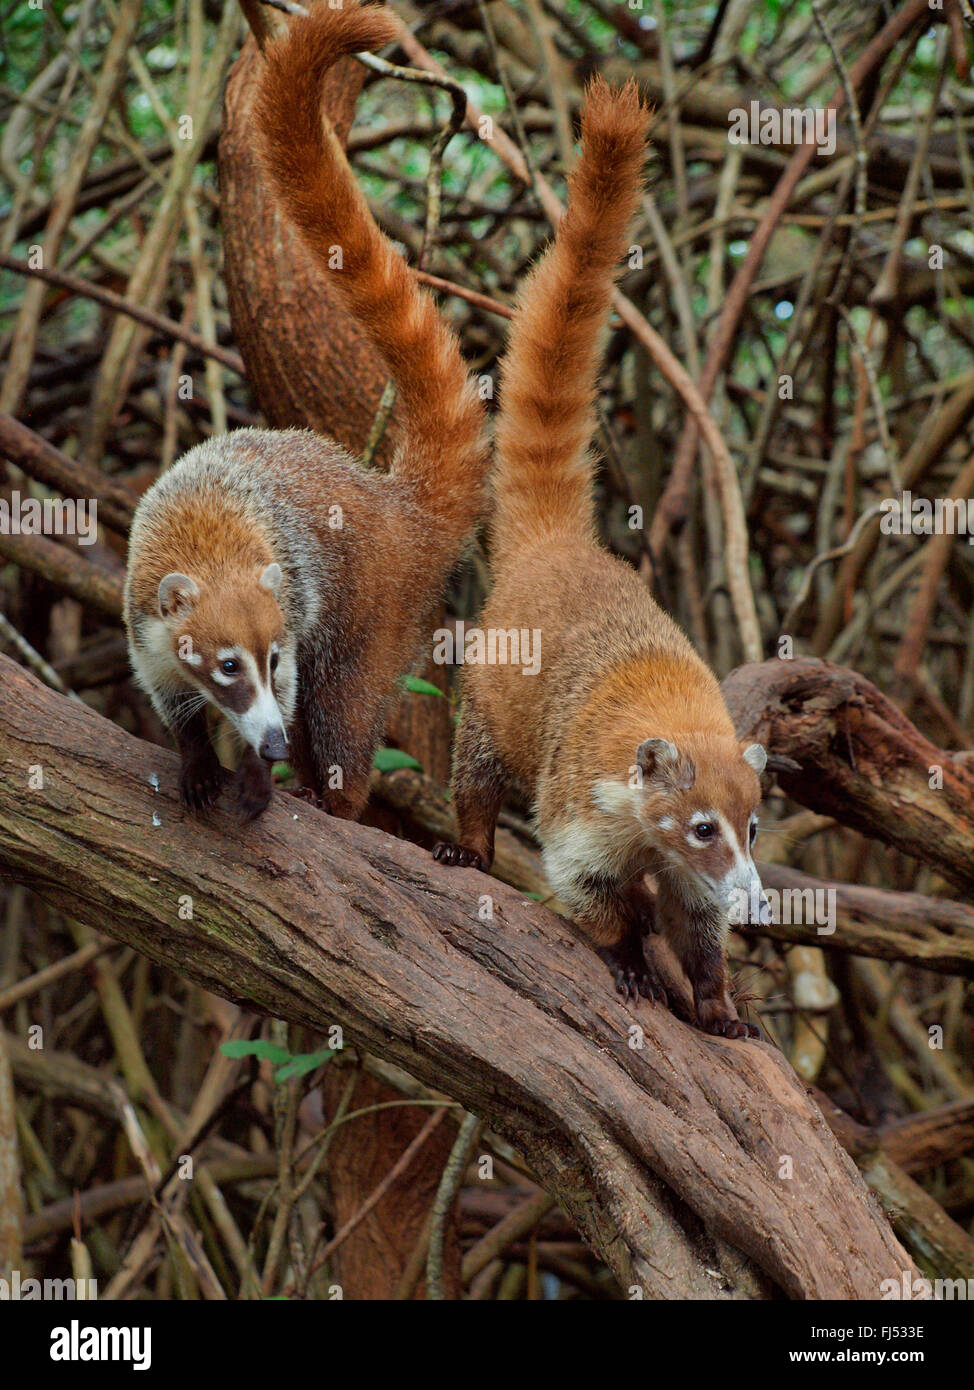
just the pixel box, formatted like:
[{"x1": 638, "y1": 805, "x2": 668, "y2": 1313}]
[
  {"x1": 317, "y1": 1066, "x2": 462, "y2": 1299},
  {"x1": 0, "y1": 654, "x2": 916, "y2": 1298},
  {"x1": 723, "y1": 658, "x2": 974, "y2": 898}
]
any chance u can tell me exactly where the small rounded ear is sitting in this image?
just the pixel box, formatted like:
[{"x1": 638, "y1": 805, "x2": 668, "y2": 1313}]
[
  {"x1": 636, "y1": 737, "x2": 676, "y2": 773},
  {"x1": 742, "y1": 742, "x2": 768, "y2": 776},
  {"x1": 636, "y1": 738, "x2": 695, "y2": 790},
  {"x1": 259, "y1": 562, "x2": 282, "y2": 598},
  {"x1": 158, "y1": 572, "x2": 199, "y2": 620}
]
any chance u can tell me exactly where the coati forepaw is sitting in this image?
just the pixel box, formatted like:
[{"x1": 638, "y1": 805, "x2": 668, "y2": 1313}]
[
  {"x1": 596, "y1": 945, "x2": 667, "y2": 1006},
  {"x1": 234, "y1": 759, "x2": 273, "y2": 822},
  {"x1": 432, "y1": 842, "x2": 488, "y2": 872},
  {"x1": 179, "y1": 754, "x2": 225, "y2": 812},
  {"x1": 700, "y1": 1015, "x2": 760, "y2": 1041}
]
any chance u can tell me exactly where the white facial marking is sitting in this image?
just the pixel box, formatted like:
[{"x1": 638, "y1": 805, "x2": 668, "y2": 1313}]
[
  {"x1": 229, "y1": 651, "x2": 288, "y2": 755},
  {"x1": 130, "y1": 616, "x2": 189, "y2": 719},
  {"x1": 658, "y1": 816, "x2": 675, "y2": 831},
  {"x1": 686, "y1": 809, "x2": 717, "y2": 849},
  {"x1": 212, "y1": 648, "x2": 241, "y2": 686},
  {"x1": 714, "y1": 812, "x2": 764, "y2": 907}
]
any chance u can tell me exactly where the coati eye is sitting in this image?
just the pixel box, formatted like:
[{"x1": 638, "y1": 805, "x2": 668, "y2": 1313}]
[
  {"x1": 220, "y1": 658, "x2": 239, "y2": 676},
  {"x1": 694, "y1": 822, "x2": 716, "y2": 841},
  {"x1": 270, "y1": 651, "x2": 279, "y2": 674},
  {"x1": 749, "y1": 821, "x2": 758, "y2": 846}
]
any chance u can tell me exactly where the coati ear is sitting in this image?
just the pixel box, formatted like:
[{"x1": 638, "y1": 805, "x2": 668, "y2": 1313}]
[
  {"x1": 259, "y1": 562, "x2": 282, "y2": 598},
  {"x1": 635, "y1": 738, "x2": 695, "y2": 790},
  {"x1": 158, "y1": 572, "x2": 199, "y2": 620},
  {"x1": 742, "y1": 742, "x2": 768, "y2": 776}
]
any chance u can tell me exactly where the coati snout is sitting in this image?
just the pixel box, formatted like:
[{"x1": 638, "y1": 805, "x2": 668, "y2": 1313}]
[{"x1": 155, "y1": 562, "x2": 294, "y2": 766}]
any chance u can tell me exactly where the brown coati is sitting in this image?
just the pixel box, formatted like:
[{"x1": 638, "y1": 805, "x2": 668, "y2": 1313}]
[
  {"x1": 433, "y1": 78, "x2": 768, "y2": 1039},
  {"x1": 124, "y1": 3, "x2": 487, "y2": 821}
]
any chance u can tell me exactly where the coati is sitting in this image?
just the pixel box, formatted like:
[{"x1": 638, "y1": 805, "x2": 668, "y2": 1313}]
[
  {"x1": 433, "y1": 78, "x2": 768, "y2": 1039},
  {"x1": 124, "y1": 2, "x2": 486, "y2": 821}
]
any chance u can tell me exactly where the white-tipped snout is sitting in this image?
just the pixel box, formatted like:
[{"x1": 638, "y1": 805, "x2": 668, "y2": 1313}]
[
  {"x1": 690, "y1": 812, "x2": 769, "y2": 926},
  {"x1": 724, "y1": 860, "x2": 771, "y2": 927},
  {"x1": 234, "y1": 684, "x2": 289, "y2": 763}
]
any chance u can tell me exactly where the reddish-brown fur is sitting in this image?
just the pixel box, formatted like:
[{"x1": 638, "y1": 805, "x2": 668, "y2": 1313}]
[
  {"x1": 435, "y1": 80, "x2": 764, "y2": 1038},
  {"x1": 125, "y1": 3, "x2": 487, "y2": 823},
  {"x1": 253, "y1": 2, "x2": 483, "y2": 549}
]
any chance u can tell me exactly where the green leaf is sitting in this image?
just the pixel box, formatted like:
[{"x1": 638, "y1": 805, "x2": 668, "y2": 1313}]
[
  {"x1": 220, "y1": 1039, "x2": 292, "y2": 1065},
  {"x1": 274, "y1": 1047, "x2": 337, "y2": 1082},
  {"x1": 373, "y1": 747, "x2": 423, "y2": 772},
  {"x1": 400, "y1": 675, "x2": 444, "y2": 698}
]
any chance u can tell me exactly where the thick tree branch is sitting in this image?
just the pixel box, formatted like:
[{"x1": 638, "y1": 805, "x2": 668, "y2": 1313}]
[
  {"x1": 724, "y1": 658, "x2": 974, "y2": 898},
  {"x1": 0, "y1": 411, "x2": 136, "y2": 535},
  {"x1": 755, "y1": 865, "x2": 974, "y2": 978},
  {"x1": 0, "y1": 653, "x2": 914, "y2": 1297}
]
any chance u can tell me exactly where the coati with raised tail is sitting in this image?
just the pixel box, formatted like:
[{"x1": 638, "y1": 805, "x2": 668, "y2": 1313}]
[
  {"x1": 124, "y1": 3, "x2": 487, "y2": 821},
  {"x1": 433, "y1": 78, "x2": 767, "y2": 1039}
]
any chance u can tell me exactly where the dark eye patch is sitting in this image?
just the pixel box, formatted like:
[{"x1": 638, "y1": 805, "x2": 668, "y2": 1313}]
[{"x1": 213, "y1": 673, "x2": 254, "y2": 713}]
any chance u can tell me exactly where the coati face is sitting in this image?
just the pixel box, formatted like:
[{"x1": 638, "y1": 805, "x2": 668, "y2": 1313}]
[
  {"x1": 157, "y1": 562, "x2": 296, "y2": 761},
  {"x1": 615, "y1": 736, "x2": 770, "y2": 924}
]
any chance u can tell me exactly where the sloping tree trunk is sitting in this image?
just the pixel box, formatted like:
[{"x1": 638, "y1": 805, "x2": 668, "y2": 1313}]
[{"x1": 0, "y1": 654, "x2": 916, "y2": 1298}]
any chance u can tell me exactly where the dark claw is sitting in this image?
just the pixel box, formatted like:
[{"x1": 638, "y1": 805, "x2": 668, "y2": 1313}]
[
  {"x1": 433, "y1": 842, "x2": 487, "y2": 871},
  {"x1": 616, "y1": 967, "x2": 638, "y2": 1002},
  {"x1": 635, "y1": 969, "x2": 666, "y2": 1004},
  {"x1": 179, "y1": 755, "x2": 224, "y2": 812},
  {"x1": 701, "y1": 1016, "x2": 760, "y2": 1041},
  {"x1": 597, "y1": 944, "x2": 667, "y2": 1006},
  {"x1": 291, "y1": 786, "x2": 324, "y2": 809}
]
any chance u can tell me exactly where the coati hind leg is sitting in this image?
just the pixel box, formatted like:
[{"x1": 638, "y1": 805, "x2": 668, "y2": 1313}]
[{"x1": 434, "y1": 703, "x2": 510, "y2": 872}]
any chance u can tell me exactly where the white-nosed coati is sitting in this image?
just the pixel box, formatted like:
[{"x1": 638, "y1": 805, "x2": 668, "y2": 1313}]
[
  {"x1": 433, "y1": 78, "x2": 768, "y2": 1039},
  {"x1": 124, "y1": 2, "x2": 487, "y2": 822}
]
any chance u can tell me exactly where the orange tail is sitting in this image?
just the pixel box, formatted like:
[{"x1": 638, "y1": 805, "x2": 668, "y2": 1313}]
[
  {"x1": 254, "y1": 2, "x2": 487, "y2": 546},
  {"x1": 492, "y1": 78, "x2": 651, "y2": 564}
]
